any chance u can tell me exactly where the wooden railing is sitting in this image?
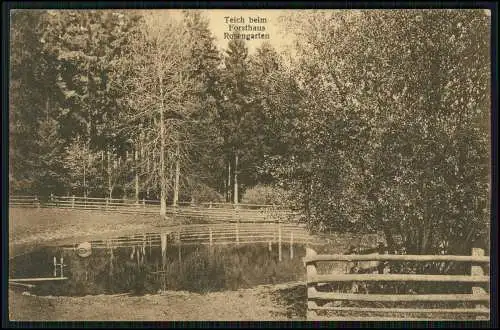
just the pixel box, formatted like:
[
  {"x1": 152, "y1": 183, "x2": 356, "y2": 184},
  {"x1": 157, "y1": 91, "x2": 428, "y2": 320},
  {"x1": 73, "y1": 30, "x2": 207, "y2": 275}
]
[
  {"x1": 9, "y1": 195, "x2": 41, "y2": 208},
  {"x1": 9, "y1": 195, "x2": 298, "y2": 223},
  {"x1": 303, "y1": 247, "x2": 490, "y2": 321}
]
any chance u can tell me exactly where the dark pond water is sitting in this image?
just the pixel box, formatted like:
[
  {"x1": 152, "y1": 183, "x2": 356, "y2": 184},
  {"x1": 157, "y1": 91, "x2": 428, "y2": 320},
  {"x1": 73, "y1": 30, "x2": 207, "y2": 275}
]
[{"x1": 10, "y1": 237, "x2": 307, "y2": 297}]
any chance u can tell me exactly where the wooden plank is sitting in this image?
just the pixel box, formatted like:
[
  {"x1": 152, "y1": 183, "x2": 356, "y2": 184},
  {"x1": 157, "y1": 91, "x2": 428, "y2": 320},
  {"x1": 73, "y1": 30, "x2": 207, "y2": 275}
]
[
  {"x1": 308, "y1": 274, "x2": 490, "y2": 283},
  {"x1": 306, "y1": 248, "x2": 318, "y2": 277},
  {"x1": 308, "y1": 316, "x2": 476, "y2": 321},
  {"x1": 9, "y1": 277, "x2": 69, "y2": 282},
  {"x1": 304, "y1": 254, "x2": 490, "y2": 263},
  {"x1": 88, "y1": 239, "x2": 318, "y2": 248},
  {"x1": 472, "y1": 248, "x2": 488, "y2": 320},
  {"x1": 309, "y1": 306, "x2": 490, "y2": 314},
  {"x1": 307, "y1": 300, "x2": 318, "y2": 319},
  {"x1": 9, "y1": 282, "x2": 36, "y2": 288},
  {"x1": 308, "y1": 288, "x2": 490, "y2": 302}
]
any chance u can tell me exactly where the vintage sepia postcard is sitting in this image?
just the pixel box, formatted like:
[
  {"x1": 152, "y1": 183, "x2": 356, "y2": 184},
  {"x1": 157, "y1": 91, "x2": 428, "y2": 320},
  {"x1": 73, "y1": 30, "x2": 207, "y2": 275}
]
[{"x1": 5, "y1": 6, "x2": 493, "y2": 323}]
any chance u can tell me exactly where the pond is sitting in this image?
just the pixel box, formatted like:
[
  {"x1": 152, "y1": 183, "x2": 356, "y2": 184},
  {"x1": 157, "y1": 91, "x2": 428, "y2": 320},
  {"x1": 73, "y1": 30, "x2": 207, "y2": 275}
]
[{"x1": 9, "y1": 232, "x2": 308, "y2": 297}]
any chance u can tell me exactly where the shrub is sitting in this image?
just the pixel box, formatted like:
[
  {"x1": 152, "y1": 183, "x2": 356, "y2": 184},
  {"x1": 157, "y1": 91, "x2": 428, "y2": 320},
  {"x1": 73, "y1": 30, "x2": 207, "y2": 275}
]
[{"x1": 241, "y1": 184, "x2": 290, "y2": 205}]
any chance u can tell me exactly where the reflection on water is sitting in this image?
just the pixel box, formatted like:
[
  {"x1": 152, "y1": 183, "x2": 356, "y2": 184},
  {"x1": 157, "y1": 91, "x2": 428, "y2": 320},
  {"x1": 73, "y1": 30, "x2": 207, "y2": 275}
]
[{"x1": 10, "y1": 234, "x2": 307, "y2": 296}]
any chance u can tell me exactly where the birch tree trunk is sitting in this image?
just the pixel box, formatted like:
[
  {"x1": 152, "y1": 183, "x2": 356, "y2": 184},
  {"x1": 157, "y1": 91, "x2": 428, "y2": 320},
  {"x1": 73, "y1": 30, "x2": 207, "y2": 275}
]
[
  {"x1": 234, "y1": 153, "x2": 238, "y2": 205},
  {"x1": 173, "y1": 139, "x2": 180, "y2": 207},
  {"x1": 135, "y1": 148, "x2": 139, "y2": 203},
  {"x1": 159, "y1": 77, "x2": 167, "y2": 218},
  {"x1": 107, "y1": 149, "x2": 113, "y2": 199}
]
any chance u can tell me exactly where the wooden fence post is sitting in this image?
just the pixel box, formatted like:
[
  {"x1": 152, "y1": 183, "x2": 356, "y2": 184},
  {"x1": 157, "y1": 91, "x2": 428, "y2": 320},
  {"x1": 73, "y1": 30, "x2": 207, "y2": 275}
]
[
  {"x1": 305, "y1": 247, "x2": 318, "y2": 320},
  {"x1": 143, "y1": 198, "x2": 146, "y2": 209},
  {"x1": 209, "y1": 228, "x2": 213, "y2": 247},
  {"x1": 472, "y1": 247, "x2": 488, "y2": 320},
  {"x1": 72, "y1": 195, "x2": 75, "y2": 209},
  {"x1": 290, "y1": 231, "x2": 294, "y2": 260},
  {"x1": 105, "y1": 198, "x2": 109, "y2": 210}
]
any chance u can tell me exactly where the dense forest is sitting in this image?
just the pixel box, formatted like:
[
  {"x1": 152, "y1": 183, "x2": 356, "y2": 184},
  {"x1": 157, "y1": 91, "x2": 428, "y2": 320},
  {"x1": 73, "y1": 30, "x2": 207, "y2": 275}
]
[{"x1": 9, "y1": 9, "x2": 490, "y2": 255}]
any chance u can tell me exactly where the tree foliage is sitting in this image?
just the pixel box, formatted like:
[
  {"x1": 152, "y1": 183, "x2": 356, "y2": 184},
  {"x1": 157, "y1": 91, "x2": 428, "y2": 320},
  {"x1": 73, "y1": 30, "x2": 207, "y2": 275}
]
[{"x1": 9, "y1": 9, "x2": 490, "y2": 255}]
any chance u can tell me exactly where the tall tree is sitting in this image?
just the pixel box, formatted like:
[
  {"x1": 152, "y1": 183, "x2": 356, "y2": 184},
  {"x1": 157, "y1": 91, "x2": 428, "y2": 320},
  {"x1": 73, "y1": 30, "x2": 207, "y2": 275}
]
[
  {"x1": 218, "y1": 39, "x2": 255, "y2": 203},
  {"x1": 10, "y1": 10, "x2": 65, "y2": 194},
  {"x1": 123, "y1": 14, "x2": 196, "y2": 217},
  {"x1": 281, "y1": 9, "x2": 490, "y2": 255},
  {"x1": 179, "y1": 10, "x2": 223, "y2": 204}
]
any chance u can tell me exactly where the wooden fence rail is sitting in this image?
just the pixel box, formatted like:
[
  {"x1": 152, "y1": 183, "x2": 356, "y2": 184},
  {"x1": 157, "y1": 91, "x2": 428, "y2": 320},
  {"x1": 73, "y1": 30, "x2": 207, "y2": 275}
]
[
  {"x1": 9, "y1": 196, "x2": 40, "y2": 208},
  {"x1": 303, "y1": 247, "x2": 490, "y2": 321}
]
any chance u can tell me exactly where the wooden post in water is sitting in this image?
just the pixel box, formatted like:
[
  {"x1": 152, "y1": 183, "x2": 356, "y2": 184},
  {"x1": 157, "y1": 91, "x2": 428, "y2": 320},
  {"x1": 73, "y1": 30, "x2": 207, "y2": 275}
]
[
  {"x1": 268, "y1": 240, "x2": 272, "y2": 252},
  {"x1": 161, "y1": 233, "x2": 167, "y2": 269},
  {"x1": 305, "y1": 247, "x2": 318, "y2": 320},
  {"x1": 278, "y1": 223, "x2": 282, "y2": 262},
  {"x1": 209, "y1": 228, "x2": 213, "y2": 247},
  {"x1": 60, "y1": 257, "x2": 64, "y2": 278},
  {"x1": 53, "y1": 257, "x2": 57, "y2": 277},
  {"x1": 236, "y1": 222, "x2": 240, "y2": 245},
  {"x1": 471, "y1": 247, "x2": 488, "y2": 320},
  {"x1": 178, "y1": 230, "x2": 182, "y2": 269}
]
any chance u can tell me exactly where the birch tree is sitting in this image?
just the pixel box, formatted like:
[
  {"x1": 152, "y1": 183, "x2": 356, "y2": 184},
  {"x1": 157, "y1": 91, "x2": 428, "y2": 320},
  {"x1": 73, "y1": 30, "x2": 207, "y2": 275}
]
[{"x1": 123, "y1": 15, "x2": 195, "y2": 218}]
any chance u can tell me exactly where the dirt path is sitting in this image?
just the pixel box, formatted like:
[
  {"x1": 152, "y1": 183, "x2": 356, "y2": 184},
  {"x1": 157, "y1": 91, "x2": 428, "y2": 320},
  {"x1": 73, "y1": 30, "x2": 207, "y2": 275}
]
[{"x1": 9, "y1": 282, "x2": 305, "y2": 321}]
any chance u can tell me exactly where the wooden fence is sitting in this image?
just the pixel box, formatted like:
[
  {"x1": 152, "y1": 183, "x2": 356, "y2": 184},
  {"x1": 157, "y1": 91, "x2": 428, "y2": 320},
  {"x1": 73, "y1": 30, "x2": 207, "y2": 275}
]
[
  {"x1": 9, "y1": 195, "x2": 41, "y2": 208},
  {"x1": 9, "y1": 195, "x2": 298, "y2": 223},
  {"x1": 303, "y1": 247, "x2": 490, "y2": 321}
]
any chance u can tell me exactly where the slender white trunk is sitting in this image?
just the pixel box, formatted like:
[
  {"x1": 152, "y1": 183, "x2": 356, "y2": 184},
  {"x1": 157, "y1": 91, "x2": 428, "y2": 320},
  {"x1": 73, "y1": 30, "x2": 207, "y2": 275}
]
[
  {"x1": 83, "y1": 163, "x2": 86, "y2": 198},
  {"x1": 159, "y1": 77, "x2": 167, "y2": 218},
  {"x1": 234, "y1": 153, "x2": 238, "y2": 205},
  {"x1": 135, "y1": 148, "x2": 139, "y2": 202},
  {"x1": 107, "y1": 149, "x2": 113, "y2": 200},
  {"x1": 173, "y1": 140, "x2": 180, "y2": 207},
  {"x1": 227, "y1": 161, "x2": 231, "y2": 202}
]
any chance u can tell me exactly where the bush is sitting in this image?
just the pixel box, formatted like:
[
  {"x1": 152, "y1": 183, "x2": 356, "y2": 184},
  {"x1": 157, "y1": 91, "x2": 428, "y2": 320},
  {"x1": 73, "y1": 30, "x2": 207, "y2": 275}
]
[
  {"x1": 241, "y1": 184, "x2": 290, "y2": 205},
  {"x1": 190, "y1": 183, "x2": 225, "y2": 203}
]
